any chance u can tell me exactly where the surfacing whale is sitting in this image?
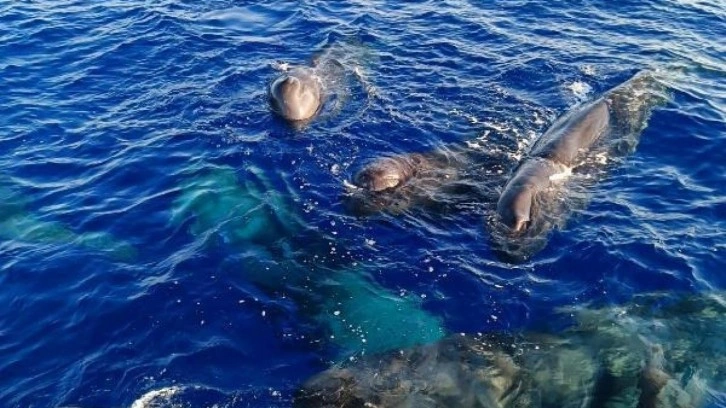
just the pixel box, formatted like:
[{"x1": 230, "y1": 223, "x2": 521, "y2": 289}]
[
  {"x1": 492, "y1": 71, "x2": 669, "y2": 261},
  {"x1": 269, "y1": 66, "x2": 324, "y2": 122},
  {"x1": 269, "y1": 42, "x2": 369, "y2": 126},
  {"x1": 343, "y1": 146, "x2": 503, "y2": 216}
]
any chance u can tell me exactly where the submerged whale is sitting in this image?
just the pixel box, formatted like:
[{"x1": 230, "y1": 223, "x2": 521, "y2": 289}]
[
  {"x1": 492, "y1": 71, "x2": 669, "y2": 261},
  {"x1": 170, "y1": 163, "x2": 445, "y2": 355},
  {"x1": 0, "y1": 182, "x2": 136, "y2": 261},
  {"x1": 295, "y1": 291, "x2": 723, "y2": 408},
  {"x1": 294, "y1": 332, "x2": 676, "y2": 408}
]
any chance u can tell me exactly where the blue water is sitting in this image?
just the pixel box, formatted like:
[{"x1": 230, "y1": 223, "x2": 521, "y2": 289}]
[{"x1": 1, "y1": 0, "x2": 724, "y2": 407}]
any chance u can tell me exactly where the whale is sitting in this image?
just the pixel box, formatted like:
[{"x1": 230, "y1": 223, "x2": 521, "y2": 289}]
[
  {"x1": 351, "y1": 153, "x2": 431, "y2": 193},
  {"x1": 295, "y1": 291, "x2": 723, "y2": 408},
  {"x1": 269, "y1": 66, "x2": 324, "y2": 122},
  {"x1": 343, "y1": 147, "x2": 495, "y2": 216},
  {"x1": 268, "y1": 41, "x2": 369, "y2": 125},
  {"x1": 0, "y1": 181, "x2": 136, "y2": 261},
  {"x1": 493, "y1": 71, "x2": 668, "y2": 261},
  {"x1": 171, "y1": 163, "x2": 445, "y2": 355}
]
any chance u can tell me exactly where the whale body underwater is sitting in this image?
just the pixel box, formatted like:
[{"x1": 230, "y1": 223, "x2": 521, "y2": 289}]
[{"x1": 295, "y1": 290, "x2": 723, "y2": 408}]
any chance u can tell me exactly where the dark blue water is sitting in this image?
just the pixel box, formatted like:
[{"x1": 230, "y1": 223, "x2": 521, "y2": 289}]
[{"x1": 1, "y1": 0, "x2": 724, "y2": 406}]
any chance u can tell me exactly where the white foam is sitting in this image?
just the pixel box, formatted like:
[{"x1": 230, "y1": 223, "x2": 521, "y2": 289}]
[
  {"x1": 482, "y1": 121, "x2": 510, "y2": 132},
  {"x1": 580, "y1": 65, "x2": 597, "y2": 76},
  {"x1": 271, "y1": 61, "x2": 290, "y2": 72},
  {"x1": 342, "y1": 179, "x2": 361, "y2": 193},
  {"x1": 594, "y1": 152, "x2": 608, "y2": 165},
  {"x1": 567, "y1": 81, "x2": 592, "y2": 99},
  {"x1": 448, "y1": 108, "x2": 479, "y2": 124},
  {"x1": 130, "y1": 386, "x2": 183, "y2": 408},
  {"x1": 549, "y1": 166, "x2": 572, "y2": 182}
]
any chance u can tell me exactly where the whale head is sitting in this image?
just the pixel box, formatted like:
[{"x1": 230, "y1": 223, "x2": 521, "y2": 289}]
[
  {"x1": 340, "y1": 155, "x2": 425, "y2": 215},
  {"x1": 269, "y1": 69, "x2": 322, "y2": 122},
  {"x1": 350, "y1": 155, "x2": 423, "y2": 193},
  {"x1": 497, "y1": 186, "x2": 533, "y2": 234},
  {"x1": 491, "y1": 159, "x2": 563, "y2": 262}
]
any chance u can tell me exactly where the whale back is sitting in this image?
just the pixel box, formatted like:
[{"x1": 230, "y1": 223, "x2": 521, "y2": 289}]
[
  {"x1": 605, "y1": 72, "x2": 669, "y2": 153},
  {"x1": 491, "y1": 71, "x2": 669, "y2": 262},
  {"x1": 531, "y1": 71, "x2": 666, "y2": 166},
  {"x1": 531, "y1": 99, "x2": 611, "y2": 166}
]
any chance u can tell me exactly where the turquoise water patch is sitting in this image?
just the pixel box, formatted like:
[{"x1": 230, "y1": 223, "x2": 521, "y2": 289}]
[
  {"x1": 171, "y1": 163, "x2": 444, "y2": 355},
  {"x1": 170, "y1": 163, "x2": 303, "y2": 248},
  {"x1": 317, "y1": 269, "x2": 445, "y2": 355},
  {"x1": 0, "y1": 185, "x2": 136, "y2": 261}
]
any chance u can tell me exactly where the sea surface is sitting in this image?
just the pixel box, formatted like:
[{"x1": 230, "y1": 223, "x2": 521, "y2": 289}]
[{"x1": 1, "y1": 0, "x2": 724, "y2": 407}]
